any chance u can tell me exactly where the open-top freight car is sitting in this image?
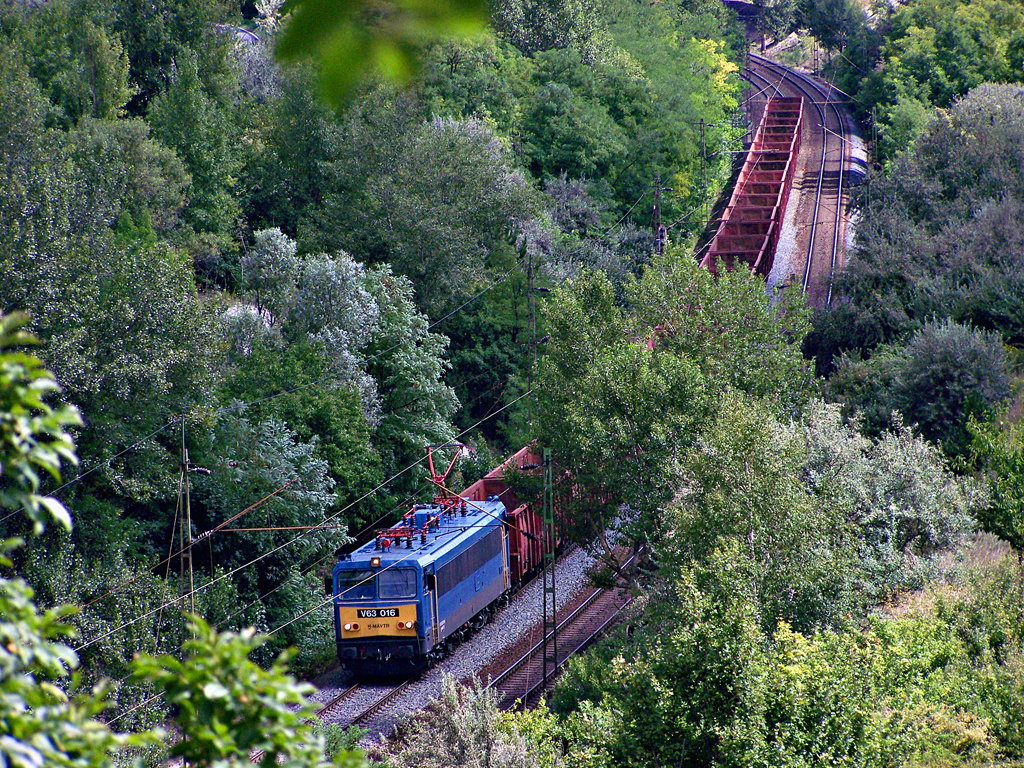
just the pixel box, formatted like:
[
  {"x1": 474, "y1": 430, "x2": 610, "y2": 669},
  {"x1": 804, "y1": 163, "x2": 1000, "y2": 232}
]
[{"x1": 330, "y1": 446, "x2": 550, "y2": 676}]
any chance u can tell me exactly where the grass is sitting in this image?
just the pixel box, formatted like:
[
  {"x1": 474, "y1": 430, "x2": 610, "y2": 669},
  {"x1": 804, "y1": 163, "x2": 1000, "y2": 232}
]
[{"x1": 876, "y1": 532, "x2": 1014, "y2": 621}]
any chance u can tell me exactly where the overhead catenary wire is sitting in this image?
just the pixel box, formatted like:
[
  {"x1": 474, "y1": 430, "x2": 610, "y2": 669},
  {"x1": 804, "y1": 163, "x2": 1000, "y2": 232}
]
[
  {"x1": 0, "y1": 420, "x2": 178, "y2": 529},
  {"x1": 104, "y1": 539, "x2": 432, "y2": 728},
  {"x1": 81, "y1": 479, "x2": 299, "y2": 612},
  {"x1": 74, "y1": 266, "x2": 543, "y2": 656},
  {"x1": 68, "y1": 253, "x2": 542, "y2": 616},
  {"x1": 19, "y1": 188, "x2": 648, "y2": 542},
  {"x1": 73, "y1": 391, "x2": 533, "y2": 654},
  {"x1": 10, "y1": 253, "x2": 532, "y2": 531},
  {"x1": 58, "y1": 172, "x2": 643, "y2": 665},
  {"x1": 98, "y1": 486, "x2": 431, "y2": 703},
  {"x1": 215, "y1": 485, "x2": 430, "y2": 628}
]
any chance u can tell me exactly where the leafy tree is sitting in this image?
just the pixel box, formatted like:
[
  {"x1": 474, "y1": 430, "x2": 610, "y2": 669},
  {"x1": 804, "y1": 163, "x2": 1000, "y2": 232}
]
[
  {"x1": 239, "y1": 227, "x2": 301, "y2": 327},
  {"x1": 800, "y1": 401, "x2": 981, "y2": 600},
  {"x1": 751, "y1": 0, "x2": 794, "y2": 51},
  {"x1": 362, "y1": 264, "x2": 460, "y2": 486},
  {"x1": 834, "y1": 0, "x2": 1024, "y2": 161},
  {"x1": 629, "y1": 247, "x2": 814, "y2": 406},
  {"x1": 195, "y1": 415, "x2": 340, "y2": 615},
  {"x1": 877, "y1": 92, "x2": 931, "y2": 161},
  {"x1": 492, "y1": 0, "x2": 606, "y2": 58},
  {"x1": 308, "y1": 111, "x2": 539, "y2": 317},
  {"x1": 69, "y1": 116, "x2": 189, "y2": 236},
  {"x1": 241, "y1": 63, "x2": 338, "y2": 237},
  {"x1": 219, "y1": 338, "x2": 381, "y2": 520},
  {"x1": 0, "y1": 54, "x2": 217, "y2": 551},
  {"x1": 0, "y1": 313, "x2": 367, "y2": 765},
  {"x1": 0, "y1": 314, "x2": 81, "y2": 534},
  {"x1": 669, "y1": 392, "x2": 853, "y2": 631},
  {"x1": 230, "y1": 0, "x2": 284, "y2": 102},
  {"x1": 889, "y1": 319, "x2": 1012, "y2": 452},
  {"x1": 0, "y1": 2, "x2": 135, "y2": 125},
  {"x1": 148, "y1": 48, "x2": 241, "y2": 240},
  {"x1": 417, "y1": 36, "x2": 531, "y2": 139},
  {"x1": 132, "y1": 616, "x2": 366, "y2": 767},
  {"x1": 799, "y1": 0, "x2": 864, "y2": 53},
  {"x1": 290, "y1": 253, "x2": 380, "y2": 350},
  {"x1": 106, "y1": 0, "x2": 237, "y2": 113},
  {"x1": 534, "y1": 268, "x2": 712, "y2": 577},
  {"x1": 969, "y1": 414, "x2": 1024, "y2": 557},
  {"x1": 827, "y1": 319, "x2": 1012, "y2": 454},
  {"x1": 519, "y1": 51, "x2": 630, "y2": 182},
  {"x1": 553, "y1": 543, "x2": 770, "y2": 768},
  {"x1": 808, "y1": 85, "x2": 1024, "y2": 371}
]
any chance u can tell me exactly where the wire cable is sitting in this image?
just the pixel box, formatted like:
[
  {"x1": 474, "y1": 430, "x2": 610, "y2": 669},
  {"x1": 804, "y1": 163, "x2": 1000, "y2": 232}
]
[
  {"x1": 73, "y1": 391, "x2": 532, "y2": 653},
  {"x1": 0, "y1": 420, "x2": 178, "y2": 528}
]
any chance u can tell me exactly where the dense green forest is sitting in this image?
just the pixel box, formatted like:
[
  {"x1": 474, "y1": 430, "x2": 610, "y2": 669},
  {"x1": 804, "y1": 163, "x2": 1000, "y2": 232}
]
[{"x1": 3, "y1": 0, "x2": 1024, "y2": 764}]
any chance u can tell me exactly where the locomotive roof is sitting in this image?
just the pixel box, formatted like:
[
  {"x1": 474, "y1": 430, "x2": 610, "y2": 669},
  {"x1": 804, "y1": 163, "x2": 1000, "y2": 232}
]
[{"x1": 337, "y1": 497, "x2": 507, "y2": 571}]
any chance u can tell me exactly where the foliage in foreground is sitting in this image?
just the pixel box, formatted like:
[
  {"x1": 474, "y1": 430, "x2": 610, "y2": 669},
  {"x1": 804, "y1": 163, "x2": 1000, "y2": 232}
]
[
  {"x1": 0, "y1": 313, "x2": 366, "y2": 768},
  {"x1": 394, "y1": 550, "x2": 1024, "y2": 768},
  {"x1": 548, "y1": 550, "x2": 1024, "y2": 768},
  {"x1": 385, "y1": 675, "x2": 535, "y2": 768}
]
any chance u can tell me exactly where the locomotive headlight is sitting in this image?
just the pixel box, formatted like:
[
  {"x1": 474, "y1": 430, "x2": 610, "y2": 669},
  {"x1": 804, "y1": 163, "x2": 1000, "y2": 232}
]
[
  {"x1": 370, "y1": 557, "x2": 381, "y2": 568},
  {"x1": 343, "y1": 622, "x2": 352, "y2": 631}
]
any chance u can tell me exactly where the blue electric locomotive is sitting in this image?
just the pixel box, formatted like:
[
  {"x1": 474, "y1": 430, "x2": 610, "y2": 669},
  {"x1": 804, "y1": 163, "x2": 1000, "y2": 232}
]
[{"x1": 331, "y1": 494, "x2": 511, "y2": 676}]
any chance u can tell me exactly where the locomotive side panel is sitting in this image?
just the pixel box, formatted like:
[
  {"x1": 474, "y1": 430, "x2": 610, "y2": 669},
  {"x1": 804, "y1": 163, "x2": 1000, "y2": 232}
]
[{"x1": 434, "y1": 527, "x2": 507, "y2": 640}]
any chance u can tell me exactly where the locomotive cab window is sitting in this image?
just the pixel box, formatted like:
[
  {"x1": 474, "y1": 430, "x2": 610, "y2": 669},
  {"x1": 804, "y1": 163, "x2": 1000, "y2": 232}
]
[
  {"x1": 379, "y1": 568, "x2": 418, "y2": 599},
  {"x1": 337, "y1": 570, "x2": 375, "y2": 600}
]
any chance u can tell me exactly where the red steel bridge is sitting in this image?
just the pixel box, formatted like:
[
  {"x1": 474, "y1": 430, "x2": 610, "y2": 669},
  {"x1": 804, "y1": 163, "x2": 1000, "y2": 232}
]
[{"x1": 700, "y1": 96, "x2": 803, "y2": 277}]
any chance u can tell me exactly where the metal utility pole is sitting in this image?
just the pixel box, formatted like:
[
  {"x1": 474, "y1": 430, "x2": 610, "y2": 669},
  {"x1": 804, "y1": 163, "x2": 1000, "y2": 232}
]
[
  {"x1": 653, "y1": 171, "x2": 667, "y2": 254},
  {"x1": 541, "y1": 448, "x2": 557, "y2": 687},
  {"x1": 180, "y1": 421, "x2": 195, "y2": 620},
  {"x1": 528, "y1": 250, "x2": 536, "y2": 419}
]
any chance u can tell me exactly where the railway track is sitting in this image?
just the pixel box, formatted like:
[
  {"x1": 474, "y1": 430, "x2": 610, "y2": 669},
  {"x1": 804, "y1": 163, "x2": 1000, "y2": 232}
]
[
  {"x1": 316, "y1": 680, "x2": 415, "y2": 728},
  {"x1": 323, "y1": 579, "x2": 630, "y2": 729},
  {"x1": 479, "y1": 552, "x2": 638, "y2": 708},
  {"x1": 743, "y1": 53, "x2": 851, "y2": 306},
  {"x1": 485, "y1": 583, "x2": 631, "y2": 709}
]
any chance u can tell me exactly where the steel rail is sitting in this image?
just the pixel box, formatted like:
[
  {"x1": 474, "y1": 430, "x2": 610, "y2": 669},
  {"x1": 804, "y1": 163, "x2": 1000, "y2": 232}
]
[
  {"x1": 515, "y1": 595, "x2": 633, "y2": 709},
  {"x1": 488, "y1": 553, "x2": 638, "y2": 705},
  {"x1": 747, "y1": 55, "x2": 828, "y2": 296},
  {"x1": 349, "y1": 680, "x2": 415, "y2": 727},
  {"x1": 488, "y1": 586, "x2": 605, "y2": 691},
  {"x1": 315, "y1": 683, "x2": 363, "y2": 719}
]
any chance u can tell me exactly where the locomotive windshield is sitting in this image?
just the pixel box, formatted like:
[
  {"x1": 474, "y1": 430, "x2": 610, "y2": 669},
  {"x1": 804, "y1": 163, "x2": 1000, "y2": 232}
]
[
  {"x1": 337, "y1": 569, "x2": 375, "y2": 600},
  {"x1": 379, "y1": 568, "x2": 417, "y2": 599}
]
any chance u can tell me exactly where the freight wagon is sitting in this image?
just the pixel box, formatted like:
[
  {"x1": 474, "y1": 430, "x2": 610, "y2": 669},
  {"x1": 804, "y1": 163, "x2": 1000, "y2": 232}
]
[{"x1": 330, "y1": 446, "x2": 550, "y2": 676}]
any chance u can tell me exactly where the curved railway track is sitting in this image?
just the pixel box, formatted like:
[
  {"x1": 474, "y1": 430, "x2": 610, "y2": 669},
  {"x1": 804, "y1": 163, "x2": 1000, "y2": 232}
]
[{"x1": 744, "y1": 53, "x2": 850, "y2": 305}]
